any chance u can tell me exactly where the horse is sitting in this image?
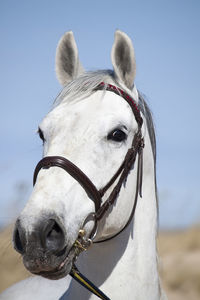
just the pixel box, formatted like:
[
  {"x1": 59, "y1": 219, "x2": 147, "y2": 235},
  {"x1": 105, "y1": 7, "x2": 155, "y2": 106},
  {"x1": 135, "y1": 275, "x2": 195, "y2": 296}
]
[{"x1": 0, "y1": 30, "x2": 167, "y2": 300}]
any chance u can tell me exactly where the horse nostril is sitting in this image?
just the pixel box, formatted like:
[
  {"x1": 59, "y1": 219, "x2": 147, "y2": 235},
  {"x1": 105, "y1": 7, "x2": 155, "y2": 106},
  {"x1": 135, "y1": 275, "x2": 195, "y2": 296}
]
[
  {"x1": 13, "y1": 222, "x2": 25, "y2": 254},
  {"x1": 43, "y1": 219, "x2": 65, "y2": 254}
]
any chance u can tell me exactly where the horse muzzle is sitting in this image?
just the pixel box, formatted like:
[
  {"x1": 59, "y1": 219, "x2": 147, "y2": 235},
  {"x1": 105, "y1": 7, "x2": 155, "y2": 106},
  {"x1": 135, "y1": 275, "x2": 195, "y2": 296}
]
[{"x1": 13, "y1": 216, "x2": 76, "y2": 279}]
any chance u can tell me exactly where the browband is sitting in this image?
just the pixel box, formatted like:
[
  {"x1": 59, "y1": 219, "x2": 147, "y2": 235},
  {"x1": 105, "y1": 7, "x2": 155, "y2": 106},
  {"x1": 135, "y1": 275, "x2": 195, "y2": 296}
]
[{"x1": 97, "y1": 82, "x2": 143, "y2": 127}]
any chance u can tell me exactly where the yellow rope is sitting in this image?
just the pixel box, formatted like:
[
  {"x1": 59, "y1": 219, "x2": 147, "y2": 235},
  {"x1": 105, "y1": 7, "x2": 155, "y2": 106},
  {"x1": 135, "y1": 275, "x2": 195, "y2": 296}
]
[{"x1": 73, "y1": 271, "x2": 104, "y2": 298}]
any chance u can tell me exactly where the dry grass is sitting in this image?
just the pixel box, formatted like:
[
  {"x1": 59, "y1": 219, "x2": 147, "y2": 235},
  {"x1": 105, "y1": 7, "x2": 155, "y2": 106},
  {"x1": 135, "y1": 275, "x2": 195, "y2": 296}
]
[
  {"x1": 158, "y1": 226, "x2": 200, "y2": 300},
  {"x1": 0, "y1": 225, "x2": 200, "y2": 299},
  {"x1": 0, "y1": 226, "x2": 30, "y2": 293}
]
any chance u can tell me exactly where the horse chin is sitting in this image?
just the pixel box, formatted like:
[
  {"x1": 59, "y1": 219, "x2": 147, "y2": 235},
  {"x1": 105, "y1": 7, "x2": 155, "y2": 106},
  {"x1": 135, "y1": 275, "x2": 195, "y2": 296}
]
[
  {"x1": 23, "y1": 245, "x2": 76, "y2": 280},
  {"x1": 36, "y1": 258, "x2": 73, "y2": 280}
]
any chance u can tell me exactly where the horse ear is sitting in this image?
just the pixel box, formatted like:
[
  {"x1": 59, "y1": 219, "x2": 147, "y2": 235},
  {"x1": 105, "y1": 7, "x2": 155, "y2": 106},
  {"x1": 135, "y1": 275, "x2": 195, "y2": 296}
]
[
  {"x1": 111, "y1": 30, "x2": 136, "y2": 90},
  {"x1": 55, "y1": 31, "x2": 84, "y2": 86}
]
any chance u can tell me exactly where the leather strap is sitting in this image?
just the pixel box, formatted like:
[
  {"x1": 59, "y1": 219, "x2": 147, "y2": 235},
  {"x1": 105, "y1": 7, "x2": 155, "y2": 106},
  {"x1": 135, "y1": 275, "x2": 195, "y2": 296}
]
[
  {"x1": 96, "y1": 82, "x2": 143, "y2": 127},
  {"x1": 33, "y1": 156, "x2": 102, "y2": 212},
  {"x1": 95, "y1": 140, "x2": 144, "y2": 243},
  {"x1": 95, "y1": 131, "x2": 143, "y2": 221}
]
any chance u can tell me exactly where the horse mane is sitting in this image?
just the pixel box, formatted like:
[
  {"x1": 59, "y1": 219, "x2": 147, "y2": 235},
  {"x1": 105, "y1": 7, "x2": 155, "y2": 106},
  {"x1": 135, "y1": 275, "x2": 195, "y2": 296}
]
[
  {"x1": 54, "y1": 70, "x2": 158, "y2": 210},
  {"x1": 138, "y1": 92, "x2": 158, "y2": 212}
]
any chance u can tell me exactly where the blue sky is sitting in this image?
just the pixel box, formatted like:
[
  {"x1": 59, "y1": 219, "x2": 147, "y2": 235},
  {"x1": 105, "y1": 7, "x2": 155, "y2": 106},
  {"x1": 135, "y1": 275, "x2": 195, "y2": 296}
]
[{"x1": 0, "y1": 0, "x2": 200, "y2": 229}]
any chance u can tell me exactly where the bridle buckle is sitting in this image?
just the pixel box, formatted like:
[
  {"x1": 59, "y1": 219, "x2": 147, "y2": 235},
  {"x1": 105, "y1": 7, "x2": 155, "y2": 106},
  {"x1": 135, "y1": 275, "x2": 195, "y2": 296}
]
[{"x1": 74, "y1": 228, "x2": 93, "y2": 256}]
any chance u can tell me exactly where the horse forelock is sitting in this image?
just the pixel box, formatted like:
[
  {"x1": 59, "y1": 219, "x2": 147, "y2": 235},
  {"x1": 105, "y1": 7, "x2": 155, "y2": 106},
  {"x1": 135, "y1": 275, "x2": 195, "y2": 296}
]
[{"x1": 53, "y1": 70, "x2": 116, "y2": 107}]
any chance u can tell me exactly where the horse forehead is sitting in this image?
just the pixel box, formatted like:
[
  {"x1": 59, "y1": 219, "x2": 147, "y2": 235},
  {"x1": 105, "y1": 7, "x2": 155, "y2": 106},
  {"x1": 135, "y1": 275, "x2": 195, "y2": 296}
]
[
  {"x1": 44, "y1": 90, "x2": 133, "y2": 131},
  {"x1": 100, "y1": 91, "x2": 133, "y2": 115},
  {"x1": 76, "y1": 91, "x2": 132, "y2": 119}
]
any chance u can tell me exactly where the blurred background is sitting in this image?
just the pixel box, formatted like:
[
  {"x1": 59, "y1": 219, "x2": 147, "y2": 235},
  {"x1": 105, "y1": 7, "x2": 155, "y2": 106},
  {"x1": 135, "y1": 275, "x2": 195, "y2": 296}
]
[{"x1": 0, "y1": 1, "x2": 199, "y2": 299}]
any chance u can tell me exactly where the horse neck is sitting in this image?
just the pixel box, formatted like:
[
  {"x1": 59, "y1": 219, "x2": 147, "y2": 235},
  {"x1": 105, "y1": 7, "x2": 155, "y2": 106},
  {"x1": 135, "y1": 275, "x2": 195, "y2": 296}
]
[{"x1": 69, "y1": 133, "x2": 160, "y2": 299}]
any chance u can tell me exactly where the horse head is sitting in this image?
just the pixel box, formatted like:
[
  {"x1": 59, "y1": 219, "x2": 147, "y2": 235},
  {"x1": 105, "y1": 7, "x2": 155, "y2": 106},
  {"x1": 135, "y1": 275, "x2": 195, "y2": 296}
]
[{"x1": 13, "y1": 31, "x2": 149, "y2": 282}]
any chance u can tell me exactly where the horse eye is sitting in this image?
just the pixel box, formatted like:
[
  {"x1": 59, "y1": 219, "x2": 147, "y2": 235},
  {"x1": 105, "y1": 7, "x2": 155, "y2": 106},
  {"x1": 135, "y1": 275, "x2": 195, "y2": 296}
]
[
  {"x1": 107, "y1": 129, "x2": 127, "y2": 142},
  {"x1": 38, "y1": 128, "x2": 45, "y2": 143}
]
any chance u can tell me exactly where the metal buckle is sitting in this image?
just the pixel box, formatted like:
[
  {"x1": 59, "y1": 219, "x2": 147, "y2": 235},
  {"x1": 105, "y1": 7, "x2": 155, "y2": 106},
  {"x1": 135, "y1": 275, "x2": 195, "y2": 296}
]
[{"x1": 74, "y1": 227, "x2": 94, "y2": 257}]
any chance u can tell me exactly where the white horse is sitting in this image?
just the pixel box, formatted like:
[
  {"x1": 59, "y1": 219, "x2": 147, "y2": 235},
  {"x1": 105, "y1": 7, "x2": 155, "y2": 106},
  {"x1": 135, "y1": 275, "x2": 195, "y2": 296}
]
[{"x1": 1, "y1": 30, "x2": 166, "y2": 300}]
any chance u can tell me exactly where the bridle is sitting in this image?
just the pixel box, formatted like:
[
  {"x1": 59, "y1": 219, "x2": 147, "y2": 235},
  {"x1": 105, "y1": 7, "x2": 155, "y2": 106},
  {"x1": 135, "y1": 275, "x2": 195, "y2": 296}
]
[
  {"x1": 33, "y1": 82, "x2": 144, "y2": 299},
  {"x1": 33, "y1": 82, "x2": 144, "y2": 241}
]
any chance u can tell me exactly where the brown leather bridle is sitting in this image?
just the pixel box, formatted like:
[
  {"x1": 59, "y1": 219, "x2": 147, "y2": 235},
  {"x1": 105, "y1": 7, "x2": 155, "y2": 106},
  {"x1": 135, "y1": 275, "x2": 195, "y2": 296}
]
[{"x1": 33, "y1": 82, "x2": 144, "y2": 243}]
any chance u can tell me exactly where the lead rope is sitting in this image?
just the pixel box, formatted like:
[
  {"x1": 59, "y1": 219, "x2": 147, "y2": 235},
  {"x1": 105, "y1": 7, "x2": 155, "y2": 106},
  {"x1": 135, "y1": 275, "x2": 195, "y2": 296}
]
[
  {"x1": 70, "y1": 265, "x2": 111, "y2": 300},
  {"x1": 59, "y1": 264, "x2": 110, "y2": 300}
]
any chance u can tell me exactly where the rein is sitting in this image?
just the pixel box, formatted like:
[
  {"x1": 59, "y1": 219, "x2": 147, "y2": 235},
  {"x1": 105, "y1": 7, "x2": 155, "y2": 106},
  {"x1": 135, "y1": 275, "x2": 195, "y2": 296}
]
[{"x1": 33, "y1": 82, "x2": 144, "y2": 299}]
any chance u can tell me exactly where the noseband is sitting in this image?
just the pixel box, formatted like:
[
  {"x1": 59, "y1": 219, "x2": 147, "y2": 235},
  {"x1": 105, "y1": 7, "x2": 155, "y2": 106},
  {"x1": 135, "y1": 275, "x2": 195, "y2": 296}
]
[{"x1": 33, "y1": 82, "x2": 144, "y2": 242}]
